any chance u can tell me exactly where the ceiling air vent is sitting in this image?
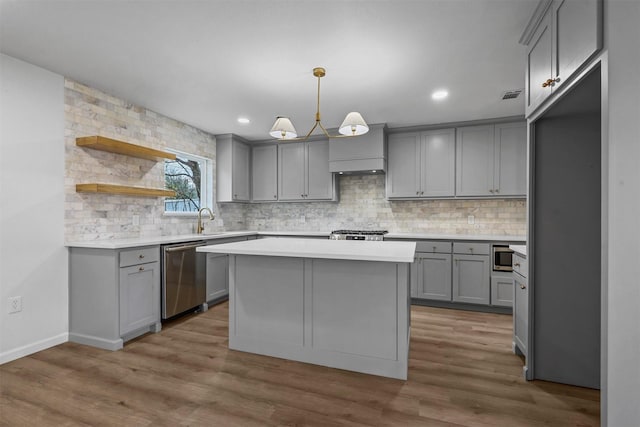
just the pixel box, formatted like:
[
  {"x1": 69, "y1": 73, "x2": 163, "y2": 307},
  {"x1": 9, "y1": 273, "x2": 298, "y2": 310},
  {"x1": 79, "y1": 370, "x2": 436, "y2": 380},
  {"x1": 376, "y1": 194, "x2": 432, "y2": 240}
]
[{"x1": 502, "y1": 89, "x2": 523, "y2": 100}]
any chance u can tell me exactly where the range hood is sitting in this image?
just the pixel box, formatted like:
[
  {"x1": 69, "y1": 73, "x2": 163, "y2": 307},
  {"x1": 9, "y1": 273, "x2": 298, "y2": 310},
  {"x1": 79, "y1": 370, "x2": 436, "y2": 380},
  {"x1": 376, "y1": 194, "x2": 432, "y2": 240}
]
[{"x1": 329, "y1": 123, "x2": 387, "y2": 174}]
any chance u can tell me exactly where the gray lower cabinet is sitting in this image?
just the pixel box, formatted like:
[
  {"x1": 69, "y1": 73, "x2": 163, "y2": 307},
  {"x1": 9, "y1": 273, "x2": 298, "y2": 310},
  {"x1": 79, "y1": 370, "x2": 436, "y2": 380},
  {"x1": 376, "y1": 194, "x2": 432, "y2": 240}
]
[
  {"x1": 513, "y1": 271, "x2": 528, "y2": 356},
  {"x1": 491, "y1": 273, "x2": 514, "y2": 307},
  {"x1": 204, "y1": 236, "x2": 250, "y2": 303},
  {"x1": 119, "y1": 261, "x2": 160, "y2": 335},
  {"x1": 452, "y1": 247, "x2": 491, "y2": 305},
  {"x1": 414, "y1": 253, "x2": 452, "y2": 301},
  {"x1": 69, "y1": 245, "x2": 162, "y2": 351},
  {"x1": 206, "y1": 253, "x2": 229, "y2": 302}
]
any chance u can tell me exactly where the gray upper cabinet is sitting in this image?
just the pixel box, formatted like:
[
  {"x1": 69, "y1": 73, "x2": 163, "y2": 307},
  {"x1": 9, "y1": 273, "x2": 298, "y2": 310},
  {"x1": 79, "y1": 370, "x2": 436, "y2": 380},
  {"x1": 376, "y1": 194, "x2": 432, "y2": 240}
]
[
  {"x1": 387, "y1": 133, "x2": 421, "y2": 198},
  {"x1": 278, "y1": 139, "x2": 334, "y2": 201},
  {"x1": 216, "y1": 134, "x2": 251, "y2": 202},
  {"x1": 524, "y1": 0, "x2": 602, "y2": 117},
  {"x1": 422, "y1": 129, "x2": 456, "y2": 197},
  {"x1": 456, "y1": 123, "x2": 526, "y2": 197},
  {"x1": 526, "y1": 10, "x2": 553, "y2": 115},
  {"x1": 278, "y1": 142, "x2": 306, "y2": 200},
  {"x1": 252, "y1": 144, "x2": 278, "y2": 201},
  {"x1": 387, "y1": 129, "x2": 455, "y2": 199},
  {"x1": 494, "y1": 122, "x2": 527, "y2": 196},
  {"x1": 456, "y1": 125, "x2": 495, "y2": 196}
]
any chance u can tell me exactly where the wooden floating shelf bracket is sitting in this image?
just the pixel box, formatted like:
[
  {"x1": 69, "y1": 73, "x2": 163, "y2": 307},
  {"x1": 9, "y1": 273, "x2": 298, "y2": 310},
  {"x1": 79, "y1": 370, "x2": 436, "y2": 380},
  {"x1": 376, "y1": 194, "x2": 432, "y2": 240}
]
[
  {"x1": 76, "y1": 136, "x2": 176, "y2": 161},
  {"x1": 76, "y1": 183, "x2": 176, "y2": 198}
]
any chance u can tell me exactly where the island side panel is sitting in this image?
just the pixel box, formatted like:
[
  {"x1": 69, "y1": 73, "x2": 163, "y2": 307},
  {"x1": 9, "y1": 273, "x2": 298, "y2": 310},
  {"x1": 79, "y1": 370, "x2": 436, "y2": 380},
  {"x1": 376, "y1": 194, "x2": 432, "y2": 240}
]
[
  {"x1": 229, "y1": 255, "x2": 305, "y2": 346},
  {"x1": 227, "y1": 254, "x2": 410, "y2": 380}
]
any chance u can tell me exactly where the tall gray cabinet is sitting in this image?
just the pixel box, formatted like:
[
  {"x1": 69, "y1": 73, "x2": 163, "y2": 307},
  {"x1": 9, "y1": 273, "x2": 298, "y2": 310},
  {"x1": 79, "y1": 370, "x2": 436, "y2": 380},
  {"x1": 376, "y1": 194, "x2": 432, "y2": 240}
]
[{"x1": 217, "y1": 134, "x2": 251, "y2": 202}]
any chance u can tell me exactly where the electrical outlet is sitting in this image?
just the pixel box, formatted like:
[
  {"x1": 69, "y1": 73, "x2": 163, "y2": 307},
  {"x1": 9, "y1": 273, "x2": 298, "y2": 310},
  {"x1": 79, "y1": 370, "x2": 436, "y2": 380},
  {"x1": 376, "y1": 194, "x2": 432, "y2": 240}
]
[
  {"x1": 132, "y1": 215, "x2": 140, "y2": 226},
  {"x1": 8, "y1": 296, "x2": 22, "y2": 314},
  {"x1": 467, "y1": 215, "x2": 475, "y2": 225}
]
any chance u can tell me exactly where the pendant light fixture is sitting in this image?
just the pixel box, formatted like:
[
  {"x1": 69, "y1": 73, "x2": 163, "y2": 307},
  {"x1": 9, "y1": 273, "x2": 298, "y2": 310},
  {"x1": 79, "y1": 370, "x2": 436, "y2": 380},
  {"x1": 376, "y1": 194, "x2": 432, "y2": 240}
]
[{"x1": 269, "y1": 67, "x2": 369, "y2": 141}]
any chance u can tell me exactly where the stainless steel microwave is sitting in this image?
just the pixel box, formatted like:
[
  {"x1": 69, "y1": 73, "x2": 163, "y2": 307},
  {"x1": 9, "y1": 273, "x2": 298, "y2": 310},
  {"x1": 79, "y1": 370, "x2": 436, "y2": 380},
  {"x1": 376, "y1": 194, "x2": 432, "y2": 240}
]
[{"x1": 493, "y1": 245, "x2": 514, "y2": 272}]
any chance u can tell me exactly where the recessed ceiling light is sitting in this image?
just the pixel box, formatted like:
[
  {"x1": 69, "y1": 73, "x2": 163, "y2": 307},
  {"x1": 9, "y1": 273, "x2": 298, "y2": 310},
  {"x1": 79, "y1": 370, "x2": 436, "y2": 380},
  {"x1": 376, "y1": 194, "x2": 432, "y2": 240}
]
[
  {"x1": 237, "y1": 117, "x2": 250, "y2": 124},
  {"x1": 431, "y1": 90, "x2": 449, "y2": 100}
]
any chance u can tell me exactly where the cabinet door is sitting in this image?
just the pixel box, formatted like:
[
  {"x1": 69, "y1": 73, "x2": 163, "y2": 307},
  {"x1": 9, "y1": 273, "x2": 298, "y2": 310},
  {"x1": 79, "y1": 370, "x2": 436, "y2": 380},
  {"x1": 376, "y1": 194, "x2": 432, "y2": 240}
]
[
  {"x1": 491, "y1": 275, "x2": 514, "y2": 307},
  {"x1": 452, "y1": 254, "x2": 490, "y2": 305},
  {"x1": 206, "y1": 253, "x2": 229, "y2": 302},
  {"x1": 232, "y1": 140, "x2": 250, "y2": 201},
  {"x1": 386, "y1": 133, "x2": 421, "y2": 198},
  {"x1": 421, "y1": 129, "x2": 455, "y2": 197},
  {"x1": 306, "y1": 140, "x2": 333, "y2": 200},
  {"x1": 513, "y1": 274, "x2": 528, "y2": 355},
  {"x1": 119, "y1": 261, "x2": 159, "y2": 335},
  {"x1": 456, "y1": 125, "x2": 495, "y2": 196},
  {"x1": 278, "y1": 143, "x2": 305, "y2": 200},
  {"x1": 252, "y1": 144, "x2": 278, "y2": 201},
  {"x1": 552, "y1": 0, "x2": 601, "y2": 93},
  {"x1": 416, "y1": 253, "x2": 452, "y2": 301},
  {"x1": 526, "y1": 10, "x2": 553, "y2": 115},
  {"x1": 494, "y1": 122, "x2": 527, "y2": 196}
]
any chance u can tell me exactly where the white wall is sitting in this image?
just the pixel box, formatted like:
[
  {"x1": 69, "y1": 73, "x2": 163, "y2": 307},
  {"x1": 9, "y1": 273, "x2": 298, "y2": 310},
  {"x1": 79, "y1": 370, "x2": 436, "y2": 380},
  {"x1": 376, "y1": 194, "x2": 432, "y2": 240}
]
[
  {"x1": 605, "y1": 0, "x2": 640, "y2": 424},
  {"x1": 0, "y1": 54, "x2": 68, "y2": 363}
]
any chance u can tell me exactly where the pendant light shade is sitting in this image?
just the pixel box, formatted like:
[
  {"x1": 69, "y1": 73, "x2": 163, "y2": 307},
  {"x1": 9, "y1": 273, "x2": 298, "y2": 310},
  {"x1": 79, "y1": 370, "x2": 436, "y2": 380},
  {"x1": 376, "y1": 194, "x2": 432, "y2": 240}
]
[
  {"x1": 269, "y1": 117, "x2": 298, "y2": 139},
  {"x1": 339, "y1": 112, "x2": 369, "y2": 136}
]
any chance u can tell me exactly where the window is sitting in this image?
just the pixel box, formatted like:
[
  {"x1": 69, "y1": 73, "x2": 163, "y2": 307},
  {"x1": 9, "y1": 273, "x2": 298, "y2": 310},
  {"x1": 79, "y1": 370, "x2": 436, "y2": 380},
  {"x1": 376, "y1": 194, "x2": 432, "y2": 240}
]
[{"x1": 164, "y1": 149, "x2": 213, "y2": 215}]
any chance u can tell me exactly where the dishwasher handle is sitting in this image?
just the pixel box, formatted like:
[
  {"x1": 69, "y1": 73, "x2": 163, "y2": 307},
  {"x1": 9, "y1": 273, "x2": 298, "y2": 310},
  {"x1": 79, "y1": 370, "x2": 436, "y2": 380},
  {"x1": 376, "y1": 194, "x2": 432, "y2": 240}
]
[{"x1": 164, "y1": 242, "x2": 207, "y2": 252}]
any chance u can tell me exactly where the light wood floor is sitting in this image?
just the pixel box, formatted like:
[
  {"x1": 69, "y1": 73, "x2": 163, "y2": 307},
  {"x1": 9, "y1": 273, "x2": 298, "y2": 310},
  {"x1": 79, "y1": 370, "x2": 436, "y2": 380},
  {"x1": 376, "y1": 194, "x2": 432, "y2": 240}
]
[{"x1": 0, "y1": 303, "x2": 599, "y2": 426}]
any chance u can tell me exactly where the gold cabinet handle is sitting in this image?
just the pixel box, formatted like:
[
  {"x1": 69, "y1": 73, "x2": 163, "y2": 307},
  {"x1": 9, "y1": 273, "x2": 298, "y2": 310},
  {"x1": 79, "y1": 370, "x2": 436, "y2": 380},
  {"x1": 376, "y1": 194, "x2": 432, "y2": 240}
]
[{"x1": 542, "y1": 77, "x2": 560, "y2": 88}]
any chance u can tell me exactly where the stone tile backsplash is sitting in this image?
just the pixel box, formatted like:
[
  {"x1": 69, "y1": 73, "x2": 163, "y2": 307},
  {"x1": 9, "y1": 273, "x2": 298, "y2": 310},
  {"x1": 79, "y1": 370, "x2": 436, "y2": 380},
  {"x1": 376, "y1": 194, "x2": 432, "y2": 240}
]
[
  {"x1": 244, "y1": 174, "x2": 526, "y2": 236},
  {"x1": 65, "y1": 79, "x2": 526, "y2": 241}
]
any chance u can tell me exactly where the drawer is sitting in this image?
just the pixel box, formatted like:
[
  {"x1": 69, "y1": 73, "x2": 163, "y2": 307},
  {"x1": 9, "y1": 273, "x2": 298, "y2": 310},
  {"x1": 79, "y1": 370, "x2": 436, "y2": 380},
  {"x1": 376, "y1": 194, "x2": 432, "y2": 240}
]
[
  {"x1": 415, "y1": 241, "x2": 452, "y2": 253},
  {"x1": 453, "y1": 242, "x2": 490, "y2": 255},
  {"x1": 120, "y1": 246, "x2": 159, "y2": 267},
  {"x1": 513, "y1": 253, "x2": 528, "y2": 278}
]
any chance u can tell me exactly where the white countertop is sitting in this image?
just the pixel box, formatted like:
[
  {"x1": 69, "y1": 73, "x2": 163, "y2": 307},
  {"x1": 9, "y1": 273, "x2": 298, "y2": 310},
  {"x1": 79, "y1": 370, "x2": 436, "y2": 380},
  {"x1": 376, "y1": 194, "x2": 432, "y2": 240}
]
[
  {"x1": 65, "y1": 231, "x2": 257, "y2": 249},
  {"x1": 197, "y1": 238, "x2": 417, "y2": 263},
  {"x1": 66, "y1": 230, "x2": 525, "y2": 249},
  {"x1": 509, "y1": 245, "x2": 527, "y2": 257},
  {"x1": 386, "y1": 232, "x2": 525, "y2": 242}
]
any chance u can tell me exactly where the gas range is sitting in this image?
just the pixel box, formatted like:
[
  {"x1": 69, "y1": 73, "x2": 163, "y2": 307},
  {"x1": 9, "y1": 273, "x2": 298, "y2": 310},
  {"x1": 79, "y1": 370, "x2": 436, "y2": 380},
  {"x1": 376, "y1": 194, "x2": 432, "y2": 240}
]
[{"x1": 329, "y1": 230, "x2": 388, "y2": 241}]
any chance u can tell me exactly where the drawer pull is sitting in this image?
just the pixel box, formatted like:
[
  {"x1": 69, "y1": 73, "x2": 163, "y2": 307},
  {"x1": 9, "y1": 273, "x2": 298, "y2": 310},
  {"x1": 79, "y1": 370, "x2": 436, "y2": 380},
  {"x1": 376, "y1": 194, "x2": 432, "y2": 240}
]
[
  {"x1": 520, "y1": 284, "x2": 526, "y2": 290},
  {"x1": 139, "y1": 266, "x2": 145, "y2": 272},
  {"x1": 514, "y1": 262, "x2": 521, "y2": 267},
  {"x1": 433, "y1": 246, "x2": 436, "y2": 252},
  {"x1": 138, "y1": 254, "x2": 145, "y2": 259}
]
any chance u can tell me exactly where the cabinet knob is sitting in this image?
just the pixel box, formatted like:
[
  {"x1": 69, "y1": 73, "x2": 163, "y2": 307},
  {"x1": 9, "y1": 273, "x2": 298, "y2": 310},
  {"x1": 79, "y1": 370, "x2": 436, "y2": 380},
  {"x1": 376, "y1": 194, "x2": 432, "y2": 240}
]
[
  {"x1": 138, "y1": 254, "x2": 144, "y2": 259},
  {"x1": 234, "y1": 194, "x2": 237, "y2": 198},
  {"x1": 495, "y1": 189, "x2": 499, "y2": 194},
  {"x1": 514, "y1": 262, "x2": 521, "y2": 267},
  {"x1": 274, "y1": 195, "x2": 277, "y2": 199},
  {"x1": 542, "y1": 78, "x2": 560, "y2": 88},
  {"x1": 139, "y1": 266, "x2": 145, "y2": 271},
  {"x1": 421, "y1": 191, "x2": 424, "y2": 195},
  {"x1": 416, "y1": 191, "x2": 420, "y2": 195},
  {"x1": 433, "y1": 246, "x2": 437, "y2": 252},
  {"x1": 489, "y1": 189, "x2": 494, "y2": 193},
  {"x1": 520, "y1": 284, "x2": 526, "y2": 290}
]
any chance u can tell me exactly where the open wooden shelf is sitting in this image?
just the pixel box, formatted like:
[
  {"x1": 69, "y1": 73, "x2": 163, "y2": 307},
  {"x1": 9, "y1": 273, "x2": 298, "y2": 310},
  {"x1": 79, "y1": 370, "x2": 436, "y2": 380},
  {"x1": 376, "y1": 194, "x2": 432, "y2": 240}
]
[
  {"x1": 76, "y1": 136, "x2": 176, "y2": 161},
  {"x1": 76, "y1": 183, "x2": 176, "y2": 198}
]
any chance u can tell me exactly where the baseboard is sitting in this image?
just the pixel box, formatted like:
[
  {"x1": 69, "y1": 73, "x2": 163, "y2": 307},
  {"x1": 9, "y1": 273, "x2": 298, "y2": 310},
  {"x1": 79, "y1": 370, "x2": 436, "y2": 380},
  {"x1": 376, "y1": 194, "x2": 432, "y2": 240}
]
[
  {"x1": 411, "y1": 298, "x2": 513, "y2": 314},
  {"x1": 0, "y1": 332, "x2": 68, "y2": 365},
  {"x1": 69, "y1": 333, "x2": 123, "y2": 351}
]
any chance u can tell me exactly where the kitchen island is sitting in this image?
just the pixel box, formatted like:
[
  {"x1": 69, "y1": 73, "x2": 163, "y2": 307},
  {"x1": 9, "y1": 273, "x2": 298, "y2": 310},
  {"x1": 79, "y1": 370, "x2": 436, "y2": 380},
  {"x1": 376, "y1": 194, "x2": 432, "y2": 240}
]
[{"x1": 197, "y1": 238, "x2": 416, "y2": 380}]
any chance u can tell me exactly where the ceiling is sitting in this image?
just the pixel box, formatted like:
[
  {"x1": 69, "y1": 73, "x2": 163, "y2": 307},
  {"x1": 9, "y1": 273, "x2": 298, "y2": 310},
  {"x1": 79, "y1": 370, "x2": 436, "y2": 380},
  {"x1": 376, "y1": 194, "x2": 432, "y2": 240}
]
[{"x1": 0, "y1": 0, "x2": 538, "y2": 141}]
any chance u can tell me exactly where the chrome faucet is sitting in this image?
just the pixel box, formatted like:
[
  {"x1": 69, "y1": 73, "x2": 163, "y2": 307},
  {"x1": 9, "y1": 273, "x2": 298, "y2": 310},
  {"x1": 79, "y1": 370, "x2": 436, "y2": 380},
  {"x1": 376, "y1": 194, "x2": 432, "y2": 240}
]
[{"x1": 196, "y1": 207, "x2": 215, "y2": 234}]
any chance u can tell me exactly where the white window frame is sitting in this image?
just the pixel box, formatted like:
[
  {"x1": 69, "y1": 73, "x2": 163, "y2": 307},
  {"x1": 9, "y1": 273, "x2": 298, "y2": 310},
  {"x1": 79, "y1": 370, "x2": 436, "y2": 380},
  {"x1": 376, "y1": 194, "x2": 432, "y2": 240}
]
[{"x1": 163, "y1": 148, "x2": 213, "y2": 217}]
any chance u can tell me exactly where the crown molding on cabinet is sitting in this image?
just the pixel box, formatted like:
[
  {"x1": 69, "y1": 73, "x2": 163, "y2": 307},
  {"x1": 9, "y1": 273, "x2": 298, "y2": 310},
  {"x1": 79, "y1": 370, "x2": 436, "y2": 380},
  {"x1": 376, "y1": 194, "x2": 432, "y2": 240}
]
[{"x1": 519, "y1": 0, "x2": 553, "y2": 45}]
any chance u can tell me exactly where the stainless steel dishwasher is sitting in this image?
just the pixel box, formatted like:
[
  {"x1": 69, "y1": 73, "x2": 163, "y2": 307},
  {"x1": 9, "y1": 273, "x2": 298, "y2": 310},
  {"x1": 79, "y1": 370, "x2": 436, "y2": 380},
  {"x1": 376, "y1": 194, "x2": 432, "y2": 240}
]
[{"x1": 161, "y1": 241, "x2": 207, "y2": 319}]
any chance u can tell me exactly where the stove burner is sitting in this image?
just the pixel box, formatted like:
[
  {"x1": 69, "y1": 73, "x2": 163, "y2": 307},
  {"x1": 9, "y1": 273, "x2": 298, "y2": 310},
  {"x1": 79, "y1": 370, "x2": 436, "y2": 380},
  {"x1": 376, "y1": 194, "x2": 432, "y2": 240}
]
[{"x1": 329, "y1": 230, "x2": 388, "y2": 241}]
